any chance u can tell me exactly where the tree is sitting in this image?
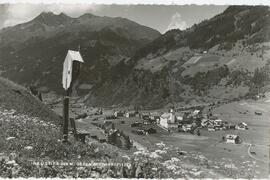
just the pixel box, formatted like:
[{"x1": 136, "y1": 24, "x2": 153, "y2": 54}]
[
  {"x1": 162, "y1": 87, "x2": 170, "y2": 99},
  {"x1": 252, "y1": 68, "x2": 267, "y2": 87}
]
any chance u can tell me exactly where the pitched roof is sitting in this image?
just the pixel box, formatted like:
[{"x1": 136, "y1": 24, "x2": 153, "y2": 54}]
[
  {"x1": 184, "y1": 56, "x2": 201, "y2": 65},
  {"x1": 68, "y1": 50, "x2": 84, "y2": 63},
  {"x1": 239, "y1": 122, "x2": 247, "y2": 126},
  {"x1": 161, "y1": 112, "x2": 172, "y2": 119},
  {"x1": 225, "y1": 134, "x2": 239, "y2": 139}
]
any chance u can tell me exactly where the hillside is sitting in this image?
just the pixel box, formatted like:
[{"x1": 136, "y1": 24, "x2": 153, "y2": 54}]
[
  {"x1": 85, "y1": 5, "x2": 270, "y2": 108},
  {"x1": 0, "y1": 106, "x2": 129, "y2": 178},
  {"x1": 0, "y1": 77, "x2": 61, "y2": 124},
  {"x1": 0, "y1": 12, "x2": 160, "y2": 94}
]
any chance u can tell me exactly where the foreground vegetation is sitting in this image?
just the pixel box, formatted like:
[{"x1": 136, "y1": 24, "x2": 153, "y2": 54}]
[{"x1": 0, "y1": 106, "x2": 262, "y2": 178}]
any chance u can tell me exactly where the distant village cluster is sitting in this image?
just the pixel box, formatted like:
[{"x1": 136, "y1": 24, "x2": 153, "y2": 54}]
[
  {"x1": 72, "y1": 103, "x2": 255, "y2": 148},
  {"x1": 126, "y1": 108, "x2": 248, "y2": 144}
]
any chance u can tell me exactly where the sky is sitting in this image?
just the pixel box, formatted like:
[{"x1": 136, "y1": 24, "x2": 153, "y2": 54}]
[{"x1": 0, "y1": 4, "x2": 228, "y2": 33}]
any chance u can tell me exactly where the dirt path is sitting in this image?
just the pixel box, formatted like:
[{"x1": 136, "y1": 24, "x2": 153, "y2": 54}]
[{"x1": 246, "y1": 143, "x2": 268, "y2": 163}]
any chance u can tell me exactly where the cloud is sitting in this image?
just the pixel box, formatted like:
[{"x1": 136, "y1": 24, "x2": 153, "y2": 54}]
[
  {"x1": 0, "y1": 3, "x2": 100, "y2": 28},
  {"x1": 165, "y1": 12, "x2": 188, "y2": 32},
  {"x1": 3, "y1": 4, "x2": 36, "y2": 27},
  {"x1": 0, "y1": 4, "x2": 10, "y2": 28}
]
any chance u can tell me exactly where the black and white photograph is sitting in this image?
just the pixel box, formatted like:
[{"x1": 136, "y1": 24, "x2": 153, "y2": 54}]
[{"x1": 0, "y1": 0, "x2": 269, "y2": 178}]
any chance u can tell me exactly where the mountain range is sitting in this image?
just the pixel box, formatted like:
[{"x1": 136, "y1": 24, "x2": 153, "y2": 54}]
[
  {"x1": 0, "y1": 6, "x2": 269, "y2": 109},
  {"x1": 0, "y1": 12, "x2": 160, "y2": 94}
]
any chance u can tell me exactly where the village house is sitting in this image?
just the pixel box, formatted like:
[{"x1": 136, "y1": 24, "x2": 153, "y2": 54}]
[
  {"x1": 158, "y1": 110, "x2": 178, "y2": 131},
  {"x1": 114, "y1": 110, "x2": 124, "y2": 118},
  {"x1": 224, "y1": 134, "x2": 240, "y2": 144},
  {"x1": 181, "y1": 124, "x2": 192, "y2": 132},
  {"x1": 125, "y1": 112, "x2": 130, "y2": 118},
  {"x1": 131, "y1": 121, "x2": 142, "y2": 127},
  {"x1": 235, "y1": 122, "x2": 248, "y2": 130},
  {"x1": 149, "y1": 112, "x2": 160, "y2": 123},
  {"x1": 213, "y1": 119, "x2": 222, "y2": 126},
  {"x1": 176, "y1": 115, "x2": 183, "y2": 121},
  {"x1": 124, "y1": 111, "x2": 136, "y2": 118},
  {"x1": 201, "y1": 119, "x2": 209, "y2": 127},
  {"x1": 254, "y1": 111, "x2": 263, "y2": 115}
]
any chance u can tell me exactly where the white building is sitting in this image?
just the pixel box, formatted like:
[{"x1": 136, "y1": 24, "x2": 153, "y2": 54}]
[
  {"x1": 159, "y1": 112, "x2": 178, "y2": 131},
  {"x1": 213, "y1": 119, "x2": 222, "y2": 126},
  {"x1": 225, "y1": 134, "x2": 240, "y2": 144},
  {"x1": 125, "y1": 112, "x2": 130, "y2": 118}
]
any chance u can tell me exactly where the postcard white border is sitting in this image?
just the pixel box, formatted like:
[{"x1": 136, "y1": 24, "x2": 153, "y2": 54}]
[{"x1": 0, "y1": 0, "x2": 269, "y2": 5}]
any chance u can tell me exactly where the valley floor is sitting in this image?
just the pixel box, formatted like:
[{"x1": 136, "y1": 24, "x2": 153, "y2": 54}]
[{"x1": 51, "y1": 96, "x2": 270, "y2": 178}]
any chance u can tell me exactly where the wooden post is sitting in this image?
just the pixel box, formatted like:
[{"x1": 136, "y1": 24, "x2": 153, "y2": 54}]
[
  {"x1": 62, "y1": 50, "x2": 84, "y2": 143},
  {"x1": 63, "y1": 89, "x2": 70, "y2": 142},
  {"x1": 70, "y1": 118, "x2": 78, "y2": 139}
]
